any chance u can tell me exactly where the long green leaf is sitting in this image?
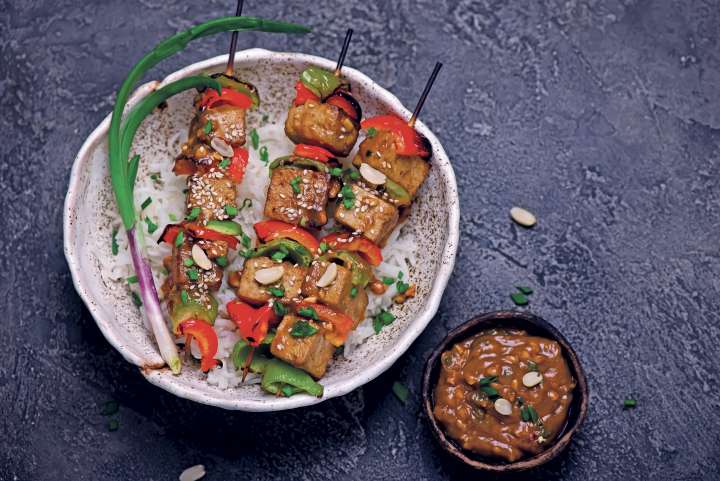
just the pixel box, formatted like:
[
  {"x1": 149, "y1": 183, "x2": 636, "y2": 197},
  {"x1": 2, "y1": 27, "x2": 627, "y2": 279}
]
[{"x1": 109, "y1": 16, "x2": 311, "y2": 229}]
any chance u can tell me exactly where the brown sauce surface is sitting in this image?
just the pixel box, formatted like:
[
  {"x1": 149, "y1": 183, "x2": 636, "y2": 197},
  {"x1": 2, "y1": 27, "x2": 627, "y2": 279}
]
[{"x1": 433, "y1": 328, "x2": 576, "y2": 462}]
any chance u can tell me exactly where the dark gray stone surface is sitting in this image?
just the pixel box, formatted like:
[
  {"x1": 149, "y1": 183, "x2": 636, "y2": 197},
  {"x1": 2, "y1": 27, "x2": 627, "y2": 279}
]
[{"x1": 1, "y1": 0, "x2": 719, "y2": 479}]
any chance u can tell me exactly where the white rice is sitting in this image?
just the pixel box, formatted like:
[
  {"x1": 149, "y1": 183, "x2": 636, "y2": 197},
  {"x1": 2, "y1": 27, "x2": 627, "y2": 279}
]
[{"x1": 108, "y1": 122, "x2": 416, "y2": 388}]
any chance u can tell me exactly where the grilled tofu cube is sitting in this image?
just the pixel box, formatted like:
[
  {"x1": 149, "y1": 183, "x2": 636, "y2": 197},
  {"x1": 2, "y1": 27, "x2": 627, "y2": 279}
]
[
  {"x1": 235, "y1": 257, "x2": 306, "y2": 306},
  {"x1": 186, "y1": 169, "x2": 236, "y2": 224},
  {"x1": 198, "y1": 105, "x2": 246, "y2": 146},
  {"x1": 302, "y1": 260, "x2": 369, "y2": 326},
  {"x1": 170, "y1": 235, "x2": 223, "y2": 292},
  {"x1": 270, "y1": 314, "x2": 335, "y2": 379},
  {"x1": 352, "y1": 130, "x2": 430, "y2": 198},
  {"x1": 334, "y1": 183, "x2": 399, "y2": 245},
  {"x1": 264, "y1": 167, "x2": 330, "y2": 227},
  {"x1": 285, "y1": 101, "x2": 359, "y2": 157}
]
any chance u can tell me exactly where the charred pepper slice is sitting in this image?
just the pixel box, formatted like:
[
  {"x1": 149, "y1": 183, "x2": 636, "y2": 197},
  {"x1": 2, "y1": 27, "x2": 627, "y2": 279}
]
[{"x1": 253, "y1": 238, "x2": 313, "y2": 267}]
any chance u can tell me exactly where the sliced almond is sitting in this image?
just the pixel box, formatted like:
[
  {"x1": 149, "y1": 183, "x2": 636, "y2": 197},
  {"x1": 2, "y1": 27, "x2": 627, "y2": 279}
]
[
  {"x1": 510, "y1": 207, "x2": 537, "y2": 227},
  {"x1": 316, "y1": 262, "x2": 338, "y2": 288},
  {"x1": 210, "y1": 137, "x2": 234, "y2": 158},
  {"x1": 254, "y1": 266, "x2": 284, "y2": 285},
  {"x1": 179, "y1": 464, "x2": 206, "y2": 481},
  {"x1": 191, "y1": 244, "x2": 213, "y2": 271},
  {"x1": 494, "y1": 398, "x2": 513, "y2": 416},
  {"x1": 522, "y1": 371, "x2": 543, "y2": 388},
  {"x1": 359, "y1": 163, "x2": 387, "y2": 185}
]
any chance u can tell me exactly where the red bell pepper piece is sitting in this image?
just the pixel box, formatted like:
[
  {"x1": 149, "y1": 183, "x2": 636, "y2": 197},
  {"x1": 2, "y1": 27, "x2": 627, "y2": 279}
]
[
  {"x1": 173, "y1": 157, "x2": 196, "y2": 176},
  {"x1": 296, "y1": 302, "x2": 354, "y2": 347},
  {"x1": 227, "y1": 300, "x2": 279, "y2": 346},
  {"x1": 178, "y1": 319, "x2": 219, "y2": 372},
  {"x1": 186, "y1": 223, "x2": 239, "y2": 249},
  {"x1": 292, "y1": 144, "x2": 335, "y2": 163},
  {"x1": 361, "y1": 115, "x2": 430, "y2": 157},
  {"x1": 326, "y1": 94, "x2": 359, "y2": 121},
  {"x1": 228, "y1": 146, "x2": 249, "y2": 183},
  {"x1": 160, "y1": 225, "x2": 181, "y2": 245},
  {"x1": 293, "y1": 80, "x2": 320, "y2": 106},
  {"x1": 253, "y1": 220, "x2": 320, "y2": 253},
  {"x1": 319, "y1": 232, "x2": 383, "y2": 266},
  {"x1": 200, "y1": 87, "x2": 254, "y2": 110}
]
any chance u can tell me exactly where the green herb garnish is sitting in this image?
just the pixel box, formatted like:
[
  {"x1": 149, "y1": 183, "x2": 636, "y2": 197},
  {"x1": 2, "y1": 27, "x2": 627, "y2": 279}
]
[
  {"x1": 174, "y1": 231, "x2": 184, "y2": 247},
  {"x1": 340, "y1": 184, "x2": 356, "y2": 209},
  {"x1": 373, "y1": 310, "x2": 396, "y2": 334},
  {"x1": 216, "y1": 256, "x2": 228, "y2": 267},
  {"x1": 250, "y1": 128, "x2": 259, "y2": 150},
  {"x1": 169, "y1": 213, "x2": 178, "y2": 221},
  {"x1": 140, "y1": 196, "x2": 152, "y2": 210},
  {"x1": 290, "y1": 320, "x2": 319, "y2": 338},
  {"x1": 350, "y1": 286, "x2": 358, "y2": 298},
  {"x1": 144, "y1": 217, "x2": 158, "y2": 234},
  {"x1": 267, "y1": 286, "x2": 285, "y2": 297},
  {"x1": 241, "y1": 234, "x2": 251, "y2": 249},
  {"x1": 516, "y1": 285, "x2": 533, "y2": 295},
  {"x1": 478, "y1": 376, "x2": 498, "y2": 386},
  {"x1": 382, "y1": 276, "x2": 395, "y2": 285},
  {"x1": 111, "y1": 228, "x2": 119, "y2": 255},
  {"x1": 521, "y1": 404, "x2": 539, "y2": 423},
  {"x1": 349, "y1": 170, "x2": 360, "y2": 180},
  {"x1": 273, "y1": 301, "x2": 288, "y2": 317},
  {"x1": 131, "y1": 291, "x2": 142, "y2": 307},
  {"x1": 511, "y1": 292, "x2": 529, "y2": 306},
  {"x1": 219, "y1": 158, "x2": 230, "y2": 169},
  {"x1": 185, "y1": 207, "x2": 201, "y2": 221},
  {"x1": 330, "y1": 167, "x2": 343, "y2": 177},
  {"x1": 150, "y1": 172, "x2": 161, "y2": 182},
  {"x1": 392, "y1": 381, "x2": 409, "y2": 403},
  {"x1": 623, "y1": 398, "x2": 637, "y2": 409},
  {"x1": 290, "y1": 176, "x2": 302, "y2": 194},
  {"x1": 480, "y1": 385, "x2": 499, "y2": 397},
  {"x1": 396, "y1": 280, "x2": 409, "y2": 294},
  {"x1": 127, "y1": 275, "x2": 138, "y2": 284},
  {"x1": 181, "y1": 289, "x2": 189, "y2": 305},
  {"x1": 224, "y1": 204, "x2": 238, "y2": 217},
  {"x1": 187, "y1": 268, "x2": 199, "y2": 281},
  {"x1": 259, "y1": 145, "x2": 269, "y2": 164},
  {"x1": 527, "y1": 361, "x2": 539, "y2": 372},
  {"x1": 183, "y1": 258, "x2": 194, "y2": 267},
  {"x1": 203, "y1": 119, "x2": 212, "y2": 134},
  {"x1": 367, "y1": 127, "x2": 378, "y2": 138},
  {"x1": 298, "y1": 307, "x2": 319, "y2": 320},
  {"x1": 319, "y1": 242, "x2": 329, "y2": 254}
]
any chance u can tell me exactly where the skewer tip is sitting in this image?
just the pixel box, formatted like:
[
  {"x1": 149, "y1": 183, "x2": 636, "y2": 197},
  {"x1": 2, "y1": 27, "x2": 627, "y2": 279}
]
[
  {"x1": 334, "y1": 28, "x2": 354, "y2": 76},
  {"x1": 408, "y1": 61, "x2": 443, "y2": 127},
  {"x1": 224, "y1": 0, "x2": 245, "y2": 76}
]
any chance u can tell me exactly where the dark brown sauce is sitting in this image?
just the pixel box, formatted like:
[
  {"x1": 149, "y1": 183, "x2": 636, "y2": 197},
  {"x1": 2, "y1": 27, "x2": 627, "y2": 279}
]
[{"x1": 433, "y1": 328, "x2": 576, "y2": 462}]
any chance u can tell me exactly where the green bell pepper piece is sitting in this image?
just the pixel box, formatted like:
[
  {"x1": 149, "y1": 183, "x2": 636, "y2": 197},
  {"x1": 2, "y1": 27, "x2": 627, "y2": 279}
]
[
  {"x1": 231, "y1": 339, "x2": 270, "y2": 374},
  {"x1": 261, "y1": 358, "x2": 324, "y2": 397},
  {"x1": 253, "y1": 238, "x2": 313, "y2": 266},
  {"x1": 383, "y1": 178, "x2": 412, "y2": 206},
  {"x1": 210, "y1": 73, "x2": 261, "y2": 109},
  {"x1": 205, "y1": 219, "x2": 244, "y2": 236},
  {"x1": 169, "y1": 291, "x2": 218, "y2": 334},
  {"x1": 268, "y1": 155, "x2": 329, "y2": 173},
  {"x1": 299, "y1": 66, "x2": 341, "y2": 99}
]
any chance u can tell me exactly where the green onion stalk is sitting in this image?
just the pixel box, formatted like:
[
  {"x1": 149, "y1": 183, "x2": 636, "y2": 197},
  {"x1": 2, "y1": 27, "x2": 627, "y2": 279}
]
[{"x1": 108, "y1": 16, "x2": 310, "y2": 374}]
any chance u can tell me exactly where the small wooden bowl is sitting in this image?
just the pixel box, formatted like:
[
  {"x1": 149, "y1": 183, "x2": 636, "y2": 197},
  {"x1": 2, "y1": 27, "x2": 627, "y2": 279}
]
[{"x1": 421, "y1": 310, "x2": 589, "y2": 472}]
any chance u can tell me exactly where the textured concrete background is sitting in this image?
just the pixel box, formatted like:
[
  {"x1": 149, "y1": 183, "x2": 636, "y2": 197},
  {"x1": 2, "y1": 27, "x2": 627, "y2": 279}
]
[{"x1": 1, "y1": 0, "x2": 720, "y2": 479}]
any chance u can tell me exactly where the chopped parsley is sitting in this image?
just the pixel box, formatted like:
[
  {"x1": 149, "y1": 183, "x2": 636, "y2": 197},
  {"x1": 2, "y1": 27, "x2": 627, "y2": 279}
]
[
  {"x1": 186, "y1": 207, "x2": 201, "y2": 221},
  {"x1": 181, "y1": 290, "x2": 189, "y2": 305},
  {"x1": 511, "y1": 292, "x2": 529, "y2": 306},
  {"x1": 183, "y1": 258, "x2": 194, "y2": 267},
  {"x1": 131, "y1": 291, "x2": 142, "y2": 307},
  {"x1": 203, "y1": 119, "x2": 212, "y2": 134},
  {"x1": 373, "y1": 309, "x2": 395, "y2": 334},
  {"x1": 290, "y1": 176, "x2": 302, "y2": 194},
  {"x1": 144, "y1": 216, "x2": 158, "y2": 234},
  {"x1": 350, "y1": 286, "x2": 358, "y2": 298},
  {"x1": 126, "y1": 276, "x2": 138, "y2": 284},
  {"x1": 219, "y1": 158, "x2": 230, "y2": 169},
  {"x1": 216, "y1": 256, "x2": 228, "y2": 267},
  {"x1": 273, "y1": 301, "x2": 288, "y2": 317},
  {"x1": 187, "y1": 268, "x2": 199, "y2": 281},
  {"x1": 623, "y1": 398, "x2": 637, "y2": 409},
  {"x1": 298, "y1": 307, "x2": 319, "y2": 321},
  {"x1": 319, "y1": 242, "x2": 329, "y2": 254},
  {"x1": 367, "y1": 127, "x2": 378, "y2": 138},
  {"x1": 224, "y1": 204, "x2": 238, "y2": 217},
  {"x1": 140, "y1": 196, "x2": 152, "y2": 210},
  {"x1": 267, "y1": 286, "x2": 285, "y2": 297},
  {"x1": 392, "y1": 381, "x2": 409, "y2": 403},
  {"x1": 250, "y1": 128, "x2": 259, "y2": 150},
  {"x1": 290, "y1": 320, "x2": 318, "y2": 338},
  {"x1": 259, "y1": 145, "x2": 269, "y2": 164},
  {"x1": 111, "y1": 228, "x2": 119, "y2": 255},
  {"x1": 174, "y1": 231, "x2": 184, "y2": 247}
]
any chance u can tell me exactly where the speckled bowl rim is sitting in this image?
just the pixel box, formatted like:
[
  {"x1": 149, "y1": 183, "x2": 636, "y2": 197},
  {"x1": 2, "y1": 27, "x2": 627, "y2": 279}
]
[
  {"x1": 63, "y1": 48, "x2": 460, "y2": 411},
  {"x1": 421, "y1": 310, "x2": 589, "y2": 471}
]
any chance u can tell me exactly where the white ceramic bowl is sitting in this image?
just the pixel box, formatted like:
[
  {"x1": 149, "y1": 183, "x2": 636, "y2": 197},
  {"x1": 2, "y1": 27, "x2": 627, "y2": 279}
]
[{"x1": 63, "y1": 49, "x2": 459, "y2": 411}]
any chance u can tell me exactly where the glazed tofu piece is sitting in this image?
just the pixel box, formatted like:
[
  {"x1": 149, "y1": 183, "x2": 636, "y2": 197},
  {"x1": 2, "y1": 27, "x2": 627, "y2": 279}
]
[
  {"x1": 352, "y1": 130, "x2": 431, "y2": 198},
  {"x1": 264, "y1": 167, "x2": 330, "y2": 227},
  {"x1": 235, "y1": 257, "x2": 306, "y2": 306},
  {"x1": 270, "y1": 314, "x2": 335, "y2": 379},
  {"x1": 334, "y1": 183, "x2": 399, "y2": 245},
  {"x1": 198, "y1": 105, "x2": 246, "y2": 146},
  {"x1": 285, "y1": 101, "x2": 358, "y2": 157},
  {"x1": 170, "y1": 234, "x2": 223, "y2": 292},
  {"x1": 186, "y1": 169, "x2": 236, "y2": 224},
  {"x1": 302, "y1": 260, "x2": 369, "y2": 327}
]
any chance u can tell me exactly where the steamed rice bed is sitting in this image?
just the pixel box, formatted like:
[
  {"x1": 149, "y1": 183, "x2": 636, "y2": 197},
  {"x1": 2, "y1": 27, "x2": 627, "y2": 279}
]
[{"x1": 108, "y1": 121, "x2": 417, "y2": 390}]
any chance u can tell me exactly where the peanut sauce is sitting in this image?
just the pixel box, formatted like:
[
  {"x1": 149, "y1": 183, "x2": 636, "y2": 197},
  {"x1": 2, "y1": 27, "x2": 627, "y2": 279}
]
[{"x1": 433, "y1": 329, "x2": 576, "y2": 462}]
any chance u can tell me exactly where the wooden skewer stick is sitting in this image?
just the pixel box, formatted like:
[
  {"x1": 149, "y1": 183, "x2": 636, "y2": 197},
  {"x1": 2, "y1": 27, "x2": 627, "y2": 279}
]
[
  {"x1": 224, "y1": 0, "x2": 245, "y2": 76},
  {"x1": 334, "y1": 28, "x2": 354, "y2": 76},
  {"x1": 408, "y1": 62, "x2": 443, "y2": 127}
]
